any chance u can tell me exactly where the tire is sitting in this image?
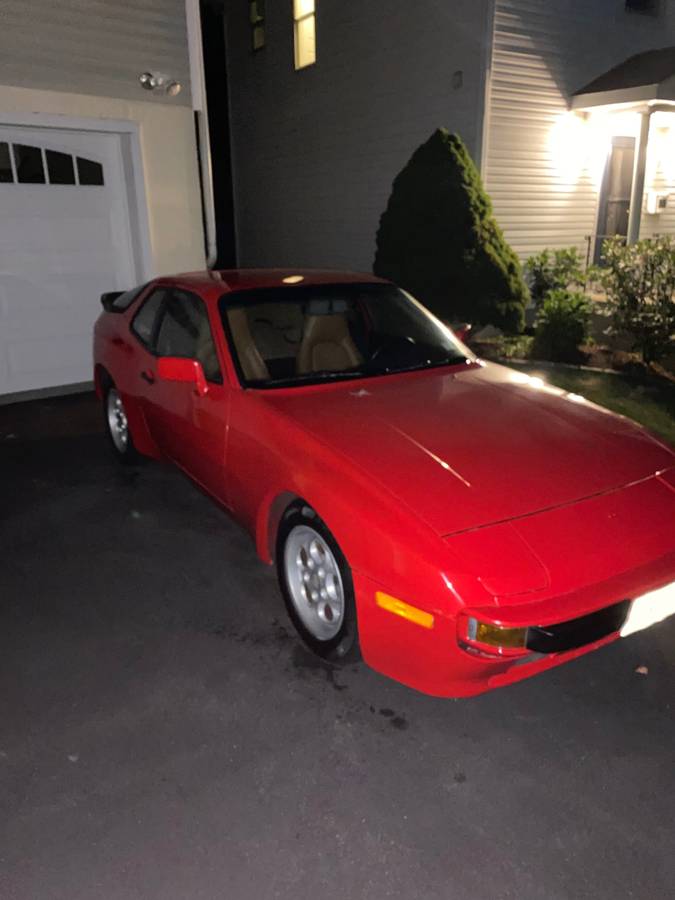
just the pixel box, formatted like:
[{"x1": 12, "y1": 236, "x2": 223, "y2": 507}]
[
  {"x1": 276, "y1": 505, "x2": 361, "y2": 663},
  {"x1": 103, "y1": 383, "x2": 139, "y2": 464}
]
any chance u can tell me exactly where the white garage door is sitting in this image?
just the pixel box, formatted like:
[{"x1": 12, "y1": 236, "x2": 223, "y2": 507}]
[{"x1": 0, "y1": 125, "x2": 140, "y2": 397}]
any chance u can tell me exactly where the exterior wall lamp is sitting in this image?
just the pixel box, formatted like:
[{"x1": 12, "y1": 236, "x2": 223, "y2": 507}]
[{"x1": 139, "y1": 71, "x2": 182, "y2": 97}]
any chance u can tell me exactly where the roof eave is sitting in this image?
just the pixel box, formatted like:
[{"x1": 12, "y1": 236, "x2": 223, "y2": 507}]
[
  {"x1": 571, "y1": 74, "x2": 675, "y2": 111},
  {"x1": 571, "y1": 83, "x2": 660, "y2": 111}
]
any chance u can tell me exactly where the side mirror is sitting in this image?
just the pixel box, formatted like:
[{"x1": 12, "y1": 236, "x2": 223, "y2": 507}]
[
  {"x1": 157, "y1": 357, "x2": 208, "y2": 396},
  {"x1": 100, "y1": 291, "x2": 124, "y2": 311}
]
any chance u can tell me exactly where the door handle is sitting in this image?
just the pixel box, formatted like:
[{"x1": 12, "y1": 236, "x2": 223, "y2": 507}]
[{"x1": 140, "y1": 369, "x2": 155, "y2": 385}]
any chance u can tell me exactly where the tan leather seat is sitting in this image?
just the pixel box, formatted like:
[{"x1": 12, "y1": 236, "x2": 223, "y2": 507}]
[
  {"x1": 227, "y1": 308, "x2": 270, "y2": 380},
  {"x1": 296, "y1": 314, "x2": 362, "y2": 374}
]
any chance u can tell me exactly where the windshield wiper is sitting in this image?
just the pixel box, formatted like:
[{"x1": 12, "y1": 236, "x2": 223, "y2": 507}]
[
  {"x1": 369, "y1": 355, "x2": 469, "y2": 376},
  {"x1": 249, "y1": 369, "x2": 368, "y2": 388}
]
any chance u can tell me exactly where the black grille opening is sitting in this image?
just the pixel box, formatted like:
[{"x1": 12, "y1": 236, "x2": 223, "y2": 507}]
[{"x1": 526, "y1": 600, "x2": 631, "y2": 654}]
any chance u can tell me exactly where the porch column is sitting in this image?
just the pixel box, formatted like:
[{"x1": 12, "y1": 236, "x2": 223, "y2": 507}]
[{"x1": 627, "y1": 109, "x2": 652, "y2": 245}]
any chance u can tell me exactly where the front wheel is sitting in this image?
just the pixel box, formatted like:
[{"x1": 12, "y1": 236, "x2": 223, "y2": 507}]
[
  {"x1": 277, "y1": 505, "x2": 360, "y2": 663},
  {"x1": 104, "y1": 385, "x2": 138, "y2": 463}
]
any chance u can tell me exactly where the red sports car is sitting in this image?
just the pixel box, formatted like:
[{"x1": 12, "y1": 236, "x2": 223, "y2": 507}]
[{"x1": 93, "y1": 270, "x2": 675, "y2": 697}]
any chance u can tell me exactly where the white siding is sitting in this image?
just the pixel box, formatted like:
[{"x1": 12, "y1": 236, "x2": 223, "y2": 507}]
[
  {"x1": 0, "y1": 0, "x2": 190, "y2": 105},
  {"x1": 484, "y1": 0, "x2": 675, "y2": 263},
  {"x1": 641, "y1": 119, "x2": 675, "y2": 241}
]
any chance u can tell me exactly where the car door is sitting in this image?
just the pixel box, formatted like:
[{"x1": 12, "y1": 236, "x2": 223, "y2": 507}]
[
  {"x1": 127, "y1": 284, "x2": 168, "y2": 404},
  {"x1": 144, "y1": 288, "x2": 230, "y2": 503}
]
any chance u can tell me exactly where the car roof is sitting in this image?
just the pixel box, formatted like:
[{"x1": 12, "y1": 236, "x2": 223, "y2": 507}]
[{"x1": 158, "y1": 268, "x2": 389, "y2": 296}]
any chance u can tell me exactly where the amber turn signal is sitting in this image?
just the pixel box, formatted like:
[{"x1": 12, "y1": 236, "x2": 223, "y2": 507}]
[
  {"x1": 466, "y1": 618, "x2": 528, "y2": 649},
  {"x1": 375, "y1": 592, "x2": 435, "y2": 629}
]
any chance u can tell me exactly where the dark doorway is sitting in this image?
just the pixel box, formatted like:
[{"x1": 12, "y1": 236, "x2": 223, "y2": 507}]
[
  {"x1": 200, "y1": 0, "x2": 237, "y2": 267},
  {"x1": 594, "y1": 136, "x2": 635, "y2": 263}
]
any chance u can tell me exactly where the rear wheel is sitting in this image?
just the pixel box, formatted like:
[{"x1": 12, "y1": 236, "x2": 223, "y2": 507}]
[
  {"x1": 104, "y1": 385, "x2": 138, "y2": 463},
  {"x1": 277, "y1": 505, "x2": 360, "y2": 662}
]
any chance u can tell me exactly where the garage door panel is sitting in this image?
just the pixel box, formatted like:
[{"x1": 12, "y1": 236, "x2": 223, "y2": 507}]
[
  {"x1": 2, "y1": 215, "x2": 116, "y2": 257},
  {"x1": 0, "y1": 272, "x2": 112, "y2": 323},
  {"x1": 4, "y1": 335, "x2": 93, "y2": 393},
  {"x1": 0, "y1": 124, "x2": 140, "y2": 396}
]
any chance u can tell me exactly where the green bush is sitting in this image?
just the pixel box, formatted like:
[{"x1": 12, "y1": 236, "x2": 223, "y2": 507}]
[
  {"x1": 525, "y1": 247, "x2": 585, "y2": 306},
  {"x1": 599, "y1": 236, "x2": 675, "y2": 364},
  {"x1": 373, "y1": 129, "x2": 528, "y2": 333},
  {"x1": 533, "y1": 289, "x2": 591, "y2": 362}
]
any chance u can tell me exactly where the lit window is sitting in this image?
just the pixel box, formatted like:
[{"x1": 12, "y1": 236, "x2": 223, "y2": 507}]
[
  {"x1": 293, "y1": 0, "x2": 316, "y2": 70},
  {"x1": 249, "y1": 0, "x2": 265, "y2": 51}
]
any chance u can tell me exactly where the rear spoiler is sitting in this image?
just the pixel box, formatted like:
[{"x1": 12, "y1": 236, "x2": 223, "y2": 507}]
[{"x1": 100, "y1": 291, "x2": 124, "y2": 312}]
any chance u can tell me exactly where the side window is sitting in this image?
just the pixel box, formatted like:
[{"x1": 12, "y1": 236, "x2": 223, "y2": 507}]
[
  {"x1": 156, "y1": 291, "x2": 222, "y2": 383},
  {"x1": 131, "y1": 289, "x2": 166, "y2": 349}
]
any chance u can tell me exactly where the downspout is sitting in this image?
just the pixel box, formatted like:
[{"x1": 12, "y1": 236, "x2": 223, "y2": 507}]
[
  {"x1": 626, "y1": 108, "x2": 652, "y2": 246},
  {"x1": 186, "y1": 0, "x2": 218, "y2": 268}
]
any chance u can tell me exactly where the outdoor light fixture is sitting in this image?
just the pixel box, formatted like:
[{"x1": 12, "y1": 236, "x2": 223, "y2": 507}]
[
  {"x1": 282, "y1": 275, "x2": 304, "y2": 284},
  {"x1": 139, "y1": 71, "x2": 182, "y2": 97}
]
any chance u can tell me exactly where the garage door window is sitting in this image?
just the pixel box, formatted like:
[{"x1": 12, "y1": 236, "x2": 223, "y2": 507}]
[
  {"x1": 0, "y1": 143, "x2": 12, "y2": 182},
  {"x1": 0, "y1": 142, "x2": 104, "y2": 186},
  {"x1": 46, "y1": 149, "x2": 76, "y2": 185},
  {"x1": 14, "y1": 144, "x2": 46, "y2": 184},
  {"x1": 77, "y1": 157, "x2": 104, "y2": 186}
]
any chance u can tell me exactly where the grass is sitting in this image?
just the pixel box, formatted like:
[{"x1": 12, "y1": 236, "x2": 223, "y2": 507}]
[{"x1": 505, "y1": 361, "x2": 675, "y2": 445}]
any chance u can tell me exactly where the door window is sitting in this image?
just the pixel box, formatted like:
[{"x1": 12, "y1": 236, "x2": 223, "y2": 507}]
[
  {"x1": 131, "y1": 289, "x2": 167, "y2": 349},
  {"x1": 594, "y1": 137, "x2": 635, "y2": 263},
  {"x1": 156, "y1": 291, "x2": 222, "y2": 383}
]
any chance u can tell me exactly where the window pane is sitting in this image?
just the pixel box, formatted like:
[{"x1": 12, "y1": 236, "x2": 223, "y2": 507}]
[
  {"x1": 157, "y1": 292, "x2": 221, "y2": 382},
  {"x1": 156, "y1": 293, "x2": 201, "y2": 358},
  {"x1": 14, "y1": 145, "x2": 45, "y2": 183},
  {"x1": 46, "y1": 149, "x2": 76, "y2": 185},
  {"x1": 220, "y1": 283, "x2": 467, "y2": 387},
  {"x1": 294, "y1": 0, "x2": 315, "y2": 18},
  {"x1": 252, "y1": 23, "x2": 265, "y2": 50},
  {"x1": 132, "y1": 290, "x2": 166, "y2": 348},
  {"x1": 0, "y1": 143, "x2": 12, "y2": 182},
  {"x1": 77, "y1": 157, "x2": 104, "y2": 185},
  {"x1": 294, "y1": 15, "x2": 316, "y2": 69}
]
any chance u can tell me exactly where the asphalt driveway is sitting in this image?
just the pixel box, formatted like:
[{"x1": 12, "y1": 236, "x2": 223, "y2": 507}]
[{"x1": 1, "y1": 394, "x2": 674, "y2": 900}]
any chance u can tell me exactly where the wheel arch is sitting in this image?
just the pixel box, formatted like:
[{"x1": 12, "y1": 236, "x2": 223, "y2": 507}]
[
  {"x1": 97, "y1": 366, "x2": 161, "y2": 460},
  {"x1": 94, "y1": 363, "x2": 113, "y2": 400},
  {"x1": 256, "y1": 490, "x2": 305, "y2": 564}
]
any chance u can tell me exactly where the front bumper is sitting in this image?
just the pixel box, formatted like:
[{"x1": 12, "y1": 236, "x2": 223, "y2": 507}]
[
  {"x1": 353, "y1": 560, "x2": 675, "y2": 698},
  {"x1": 353, "y1": 471, "x2": 675, "y2": 697}
]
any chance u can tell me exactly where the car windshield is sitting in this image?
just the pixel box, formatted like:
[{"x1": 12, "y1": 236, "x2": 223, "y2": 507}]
[{"x1": 219, "y1": 282, "x2": 472, "y2": 388}]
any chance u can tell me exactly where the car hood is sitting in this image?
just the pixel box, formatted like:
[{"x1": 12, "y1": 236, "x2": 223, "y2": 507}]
[{"x1": 262, "y1": 362, "x2": 674, "y2": 536}]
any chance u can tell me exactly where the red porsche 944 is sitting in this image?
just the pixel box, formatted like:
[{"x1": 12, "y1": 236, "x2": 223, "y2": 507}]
[{"x1": 93, "y1": 270, "x2": 675, "y2": 697}]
